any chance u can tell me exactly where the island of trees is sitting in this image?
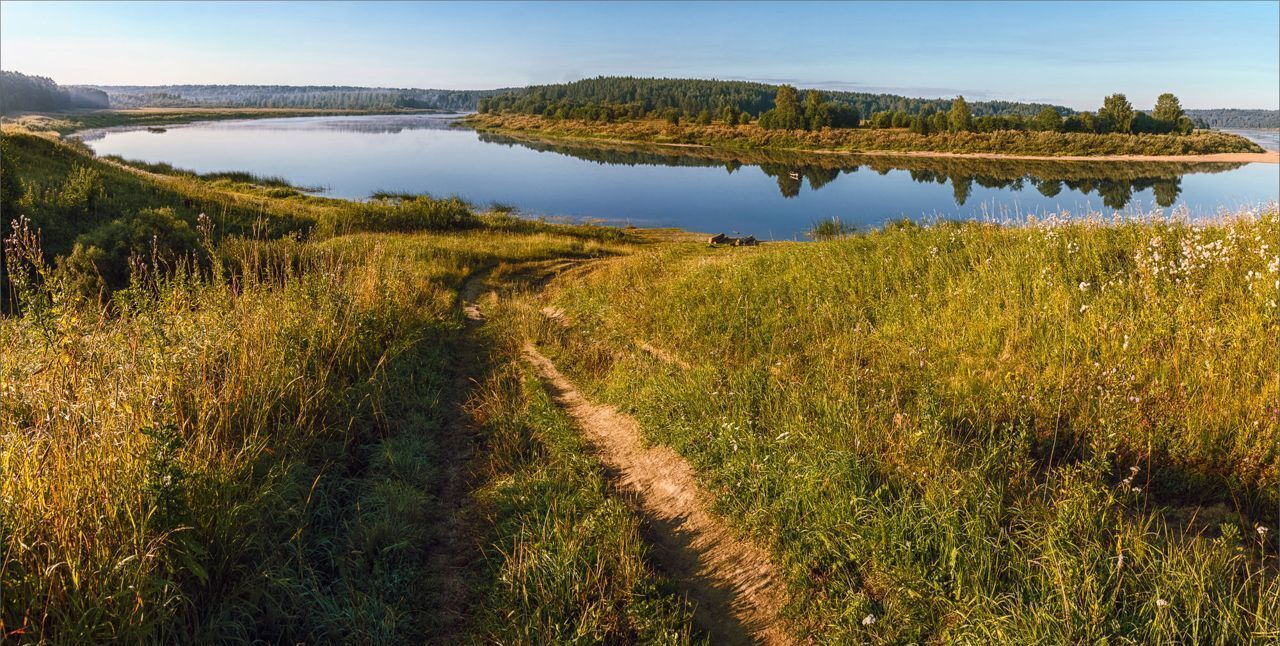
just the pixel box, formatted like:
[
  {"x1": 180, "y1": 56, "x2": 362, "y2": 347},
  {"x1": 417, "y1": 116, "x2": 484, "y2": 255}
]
[
  {"x1": 477, "y1": 76, "x2": 1067, "y2": 124},
  {"x1": 483, "y1": 78, "x2": 1201, "y2": 136},
  {"x1": 472, "y1": 78, "x2": 1267, "y2": 157}
]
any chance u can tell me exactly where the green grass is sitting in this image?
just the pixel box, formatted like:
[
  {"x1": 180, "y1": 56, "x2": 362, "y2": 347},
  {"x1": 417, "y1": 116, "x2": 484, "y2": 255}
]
[
  {"x1": 4, "y1": 108, "x2": 1276, "y2": 643},
  {"x1": 466, "y1": 353, "x2": 701, "y2": 643},
  {"x1": 1, "y1": 126, "x2": 685, "y2": 641},
  {"x1": 533, "y1": 209, "x2": 1280, "y2": 642},
  {"x1": 0, "y1": 222, "x2": 646, "y2": 641}
]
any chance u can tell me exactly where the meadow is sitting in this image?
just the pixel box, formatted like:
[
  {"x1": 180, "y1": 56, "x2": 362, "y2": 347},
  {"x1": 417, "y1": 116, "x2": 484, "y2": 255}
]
[
  {"x1": 2, "y1": 121, "x2": 1276, "y2": 643},
  {"x1": 528, "y1": 208, "x2": 1280, "y2": 642},
  {"x1": 0, "y1": 126, "x2": 699, "y2": 642}
]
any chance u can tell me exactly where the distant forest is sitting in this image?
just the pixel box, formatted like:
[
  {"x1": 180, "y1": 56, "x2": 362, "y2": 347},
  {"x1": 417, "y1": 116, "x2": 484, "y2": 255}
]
[
  {"x1": 1186, "y1": 109, "x2": 1279, "y2": 129},
  {"x1": 0, "y1": 71, "x2": 110, "y2": 113},
  {"x1": 479, "y1": 76, "x2": 1070, "y2": 122},
  {"x1": 91, "y1": 84, "x2": 512, "y2": 111},
  {"x1": 4, "y1": 70, "x2": 1276, "y2": 130},
  {"x1": 480, "y1": 78, "x2": 1213, "y2": 139}
]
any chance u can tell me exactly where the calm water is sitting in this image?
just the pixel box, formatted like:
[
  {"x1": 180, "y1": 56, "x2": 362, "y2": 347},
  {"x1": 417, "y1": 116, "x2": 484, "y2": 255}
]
[{"x1": 82, "y1": 115, "x2": 1279, "y2": 239}]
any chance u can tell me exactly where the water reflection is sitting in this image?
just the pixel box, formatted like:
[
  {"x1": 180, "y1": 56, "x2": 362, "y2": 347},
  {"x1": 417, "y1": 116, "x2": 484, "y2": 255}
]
[
  {"x1": 477, "y1": 132, "x2": 1246, "y2": 210},
  {"x1": 77, "y1": 113, "x2": 465, "y2": 142}
]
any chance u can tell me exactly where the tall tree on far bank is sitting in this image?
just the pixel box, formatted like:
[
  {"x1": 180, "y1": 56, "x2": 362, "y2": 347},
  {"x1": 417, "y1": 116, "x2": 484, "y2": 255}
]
[
  {"x1": 803, "y1": 90, "x2": 824, "y2": 129},
  {"x1": 1153, "y1": 93, "x2": 1184, "y2": 123},
  {"x1": 759, "y1": 85, "x2": 806, "y2": 130},
  {"x1": 1033, "y1": 106, "x2": 1062, "y2": 131},
  {"x1": 948, "y1": 95, "x2": 973, "y2": 132},
  {"x1": 1153, "y1": 92, "x2": 1193, "y2": 134},
  {"x1": 1100, "y1": 93, "x2": 1135, "y2": 133}
]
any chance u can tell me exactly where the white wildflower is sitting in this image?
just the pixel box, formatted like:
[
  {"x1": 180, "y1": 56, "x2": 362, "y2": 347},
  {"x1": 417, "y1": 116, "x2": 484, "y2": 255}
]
[
  {"x1": 1156, "y1": 598, "x2": 1169, "y2": 608},
  {"x1": 862, "y1": 614, "x2": 876, "y2": 626}
]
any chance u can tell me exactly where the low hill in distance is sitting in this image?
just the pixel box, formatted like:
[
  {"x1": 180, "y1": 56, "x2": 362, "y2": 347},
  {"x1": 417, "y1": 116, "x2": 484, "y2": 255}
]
[
  {"x1": 87, "y1": 83, "x2": 514, "y2": 111},
  {"x1": 0, "y1": 71, "x2": 110, "y2": 113},
  {"x1": 1186, "y1": 109, "x2": 1280, "y2": 129}
]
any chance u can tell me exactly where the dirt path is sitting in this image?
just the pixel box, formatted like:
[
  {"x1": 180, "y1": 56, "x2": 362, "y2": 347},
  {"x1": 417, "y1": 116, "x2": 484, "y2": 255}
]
[
  {"x1": 521, "y1": 343, "x2": 794, "y2": 645},
  {"x1": 419, "y1": 268, "x2": 498, "y2": 640}
]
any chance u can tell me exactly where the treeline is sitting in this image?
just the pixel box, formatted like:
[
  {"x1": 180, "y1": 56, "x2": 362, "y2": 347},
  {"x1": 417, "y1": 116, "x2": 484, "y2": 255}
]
[
  {"x1": 0, "y1": 71, "x2": 110, "y2": 114},
  {"x1": 862, "y1": 92, "x2": 1197, "y2": 136},
  {"x1": 93, "y1": 84, "x2": 511, "y2": 111},
  {"x1": 1186, "y1": 109, "x2": 1280, "y2": 129},
  {"x1": 477, "y1": 76, "x2": 1068, "y2": 124}
]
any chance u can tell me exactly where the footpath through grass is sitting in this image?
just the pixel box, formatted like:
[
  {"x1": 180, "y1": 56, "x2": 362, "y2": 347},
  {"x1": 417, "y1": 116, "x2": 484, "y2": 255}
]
[
  {"x1": 532, "y1": 208, "x2": 1280, "y2": 642},
  {"x1": 4, "y1": 112, "x2": 1277, "y2": 642},
  {"x1": 0, "y1": 126, "x2": 700, "y2": 641}
]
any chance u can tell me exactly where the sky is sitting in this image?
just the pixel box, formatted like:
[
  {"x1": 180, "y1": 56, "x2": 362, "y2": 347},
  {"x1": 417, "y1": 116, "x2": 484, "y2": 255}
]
[{"x1": 2, "y1": 1, "x2": 1277, "y2": 110}]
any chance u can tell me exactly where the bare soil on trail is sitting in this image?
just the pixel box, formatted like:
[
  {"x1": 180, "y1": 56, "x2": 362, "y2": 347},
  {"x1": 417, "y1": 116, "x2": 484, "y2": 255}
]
[{"x1": 521, "y1": 343, "x2": 794, "y2": 645}]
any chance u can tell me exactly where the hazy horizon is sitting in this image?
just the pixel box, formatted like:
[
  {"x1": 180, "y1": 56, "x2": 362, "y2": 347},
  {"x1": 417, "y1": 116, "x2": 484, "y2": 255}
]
[{"x1": 2, "y1": 1, "x2": 1278, "y2": 110}]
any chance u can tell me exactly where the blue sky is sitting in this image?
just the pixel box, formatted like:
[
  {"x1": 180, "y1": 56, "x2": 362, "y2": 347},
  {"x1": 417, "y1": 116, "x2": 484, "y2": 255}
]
[{"x1": 2, "y1": 1, "x2": 1277, "y2": 109}]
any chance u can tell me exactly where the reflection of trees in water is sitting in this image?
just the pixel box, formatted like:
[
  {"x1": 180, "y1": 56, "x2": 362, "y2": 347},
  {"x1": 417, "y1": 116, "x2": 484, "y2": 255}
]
[
  {"x1": 475, "y1": 131, "x2": 1246, "y2": 209},
  {"x1": 757, "y1": 164, "x2": 842, "y2": 198}
]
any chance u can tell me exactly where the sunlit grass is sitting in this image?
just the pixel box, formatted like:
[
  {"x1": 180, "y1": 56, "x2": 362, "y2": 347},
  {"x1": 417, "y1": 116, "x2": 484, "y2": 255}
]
[
  {"x1": 535, "y1": 205, "x2": 1280, "y2": 642},
  {"x1": 0, "y1": 218, "x2": 638, "y2": 640}
]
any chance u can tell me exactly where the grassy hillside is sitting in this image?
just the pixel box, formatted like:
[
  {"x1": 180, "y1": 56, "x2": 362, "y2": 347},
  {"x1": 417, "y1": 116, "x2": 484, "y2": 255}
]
[
  {"x1": 0, "y1": 127, "x2": 699, "y2": 642},
  {"x1": 468, "y1": 113, "x2": 1267, "y2": 157},
  {"x1": 529, "y1": 211, "x2": 1280, "y2": 641},
  {"x1": 3, "y1": 120, "x2": 1276, "y2": 642}
]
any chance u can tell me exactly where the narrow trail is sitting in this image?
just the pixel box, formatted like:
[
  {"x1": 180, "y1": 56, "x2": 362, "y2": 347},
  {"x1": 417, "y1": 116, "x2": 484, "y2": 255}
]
[
  {"x1": 419, "y1": 267, "x2": 496, "y2": 640},
  {"x1": 521, "y1": 342, "x2": 794, "y2": 645}
]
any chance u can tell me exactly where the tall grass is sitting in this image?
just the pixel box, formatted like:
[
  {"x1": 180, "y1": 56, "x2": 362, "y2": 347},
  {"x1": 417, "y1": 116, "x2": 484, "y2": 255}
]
[
  {"x1": 466, "y1": 355, "x2": 701, "y2": 642},
  {"x1": 534, "y1": 206, "x2": 1280, "y2": 642},
  {"x1": 0, "y1": 209, "x2": 638, "y2": 640}
]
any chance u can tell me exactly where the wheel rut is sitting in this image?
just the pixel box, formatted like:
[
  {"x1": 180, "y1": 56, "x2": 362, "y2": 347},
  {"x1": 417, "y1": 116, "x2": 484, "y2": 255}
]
[{"x1": 521, "y1": 342, "x2": 794, "y2": 645}]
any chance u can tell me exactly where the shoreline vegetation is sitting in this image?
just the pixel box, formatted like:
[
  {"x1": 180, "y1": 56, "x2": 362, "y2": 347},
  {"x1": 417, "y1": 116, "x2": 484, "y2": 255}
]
[
  {"x1": 2, "y1": 121, "x2": 1278, "y2": 642},
  {"x1": 466, "y1": 112, "x2": 1276, "y2": 162},
  {"x1": 473, "y1": 79, "x2": 1269, "y2": 159}
]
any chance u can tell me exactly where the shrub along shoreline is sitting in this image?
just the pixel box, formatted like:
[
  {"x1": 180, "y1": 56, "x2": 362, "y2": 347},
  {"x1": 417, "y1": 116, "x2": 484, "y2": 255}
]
[{"x1": 465, "y1": 113, "x2": 1273, "y2": 160}]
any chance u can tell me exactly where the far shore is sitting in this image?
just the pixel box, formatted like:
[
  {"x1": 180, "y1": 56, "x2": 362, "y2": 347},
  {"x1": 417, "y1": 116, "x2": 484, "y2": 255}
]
[
  {"x1": 847, "y1": 149, "x2": 1279, "y2": 164},
  {"x1": 470, "y1": 125, "x2": 1280, "y2": 165},
  {"x1": 1, "y1": 107, "x2": 450, "y2": 137}
]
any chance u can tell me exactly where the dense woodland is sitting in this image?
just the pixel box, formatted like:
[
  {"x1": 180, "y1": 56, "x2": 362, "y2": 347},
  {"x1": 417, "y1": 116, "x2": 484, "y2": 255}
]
[
  {"x1": 0, "y1": 71, "x2": 110, "y2": 114},
  {"x1": 1186, "y1": 109, "x2": 1280, "y2": 129},
  {"x1": 482, "y1": 78, "x2": 1210, "y2": 139},
  {"x1": 478, "y1": 76, "x2": 1068, "y2": 124}
]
